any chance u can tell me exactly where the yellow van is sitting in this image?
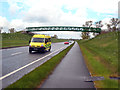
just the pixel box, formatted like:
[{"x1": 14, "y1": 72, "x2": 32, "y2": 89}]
[{"x1": 29, "y1": 34, "x2": 51, "y2": 53}]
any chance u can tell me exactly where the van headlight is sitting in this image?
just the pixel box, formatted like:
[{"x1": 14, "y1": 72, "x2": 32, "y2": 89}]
[
  {"x1": 29, "y1": 44, "x2": 32, "y2": 47},
  {"x1": 41, "y1": 44, "x2": 44, "y2": 47}
]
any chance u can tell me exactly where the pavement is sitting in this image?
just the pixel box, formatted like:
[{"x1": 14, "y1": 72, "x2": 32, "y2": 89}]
[{"x1": 41, "y1": 42, "x2": 95, "y2": 88}]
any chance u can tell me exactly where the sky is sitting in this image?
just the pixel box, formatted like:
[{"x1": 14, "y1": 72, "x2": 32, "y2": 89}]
[{"x1": 0, "y1": 0, "x2": 119, "y2": 39}]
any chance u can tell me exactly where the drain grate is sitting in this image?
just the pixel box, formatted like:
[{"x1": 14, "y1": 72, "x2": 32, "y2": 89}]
[{"x1": 85, "y1": 76, "x2": 104, "y2": 82}]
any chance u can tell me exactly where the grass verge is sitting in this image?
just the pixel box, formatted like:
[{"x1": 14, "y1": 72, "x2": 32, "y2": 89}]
[
  {"x1": 5, "y1": 42, "x2": 74, "y2": 88},
  {"x1": 79, "y1": 45, "x2": 118, "y2": 88},
  {"x1": 77, "y1": 31, "x2": 118, "y2": 88}
]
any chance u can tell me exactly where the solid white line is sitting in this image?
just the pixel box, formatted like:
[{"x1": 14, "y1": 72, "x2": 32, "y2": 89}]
[
  {"x1": 0, "y1": 46, "x2": 66, "y2": 80},
  {"x1": 11, "y1": 52, "x2": 22, "y2": 56}
]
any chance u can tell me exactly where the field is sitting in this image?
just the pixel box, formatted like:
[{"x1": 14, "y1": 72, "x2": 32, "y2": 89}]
[{"x1": 77, "y1": 31, "x2": 119, "y2": 88}]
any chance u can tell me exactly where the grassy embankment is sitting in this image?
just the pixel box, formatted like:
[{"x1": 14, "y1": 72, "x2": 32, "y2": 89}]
[
  {"x1": 2, "y1": 33, "x2": 32, "y2": 48},
  {"x1": 77, "y1": 31, "x2": 119, "y2": 88},
  {"x1": 1, "y1": 32, "x2": 67, "y2": 48},
  {"x1": 5, "y1": 42, "x2": 74, "y2": 88}
]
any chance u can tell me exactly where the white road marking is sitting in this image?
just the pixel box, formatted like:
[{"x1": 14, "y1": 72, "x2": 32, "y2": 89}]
[
  {"x1": 11, "y1": 52, "x2": 23, "y2": 56},
  {"x1": 0, "y1": 46, "x2": 67, "y2": 80}
]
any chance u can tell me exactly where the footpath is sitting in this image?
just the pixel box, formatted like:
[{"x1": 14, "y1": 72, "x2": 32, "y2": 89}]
[{"x1": 41, "y1": 42, "x2": 95, "y2": 88}]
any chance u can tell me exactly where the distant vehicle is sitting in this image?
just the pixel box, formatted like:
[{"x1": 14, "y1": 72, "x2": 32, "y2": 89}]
[
  {"x1": 69, "y1": 40, "x2": 72, "y2": 43},
  {"x1": 64, "y1": 42, "x2": 69, "y2": 44},
  {"x1": 29, "y1": 34, "x2": 51, "y2": 53}
]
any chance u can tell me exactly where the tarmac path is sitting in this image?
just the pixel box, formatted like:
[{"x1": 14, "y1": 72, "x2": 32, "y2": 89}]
[{"x1": 41, "y1": 42, "x2": 95, "y2": 88}]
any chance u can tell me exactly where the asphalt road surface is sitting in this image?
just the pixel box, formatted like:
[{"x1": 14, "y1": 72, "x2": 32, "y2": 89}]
[
  {"x1": 1, "y1": 42, "x2": 71, "y2": 88},
  {"x1": 41, "y1": 42, "x2": 95, "y2": 88}
]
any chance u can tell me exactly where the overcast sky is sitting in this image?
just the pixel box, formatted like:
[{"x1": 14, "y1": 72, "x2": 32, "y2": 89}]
[{"x1": 0, "y1": 0, "x2": 119, "y2": 39}]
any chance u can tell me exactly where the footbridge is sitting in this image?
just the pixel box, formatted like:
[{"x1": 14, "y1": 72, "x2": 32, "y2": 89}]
[{"x1": 26, "y1": 26, "x2": 101, "y2": 33}]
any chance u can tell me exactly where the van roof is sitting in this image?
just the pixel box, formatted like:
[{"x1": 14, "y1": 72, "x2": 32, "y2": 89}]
[{"x1": 33, "y1": 34, "x2": 51, "y2": 38}]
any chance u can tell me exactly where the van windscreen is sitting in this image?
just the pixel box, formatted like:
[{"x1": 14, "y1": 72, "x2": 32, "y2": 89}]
[{"x1": 31, "y1": 38, "x2": 44, "y2": 42}]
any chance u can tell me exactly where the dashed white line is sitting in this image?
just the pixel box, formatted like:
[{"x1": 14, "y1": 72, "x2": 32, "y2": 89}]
[
  {"x1": 0, "y1": 46, "x2": 66, "y2": 80},
  {"x1": 11, "y1": 52, "x2": 23, "y2": 56}
]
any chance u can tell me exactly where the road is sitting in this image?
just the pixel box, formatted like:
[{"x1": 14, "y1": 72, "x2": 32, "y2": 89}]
[
  {"x1": 1, "y1": 42, "x2": 71, "y2": 88},
  {"x1": 41, "y1": 42, "x2": 95, "y2": 88}
]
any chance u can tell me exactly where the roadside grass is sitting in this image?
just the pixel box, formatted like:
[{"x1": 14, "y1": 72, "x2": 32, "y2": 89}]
[
  {"x1": 77, "y1": 31, "x2": 118, "y2": 88},
  {"x1": 2, "y1": 40, "x2": 29, "y2": 48},
  {"x1": 2, "y1": 33, "x2": 67, "y2": 48},
  {"x1": 5, "y1": 42, "x2": 74, "y2": 88},
  {"x1": 2, "y1": 33, "x2": 32, "y2": 48}
]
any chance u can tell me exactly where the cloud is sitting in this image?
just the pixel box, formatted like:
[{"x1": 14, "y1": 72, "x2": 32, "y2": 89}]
[
  {"x1": 7, "y1": 0, "x2": 23, "y2": 14},
  {"x1": 9, "y1": 19, "x2": 25, "y2": 29},
  {"x1": 0, "y1": 16, "x2": 9, "y2": 27},
  {"x1": 21, "y1": 0, "x2": 89, "y2": 26},
  {"x1": 21, "y1": 0, "x2": 118, "y2": 26},
  {"x1": 0, "y1": 16, "x2": 10, "y2": 32},
  {"x1": 88, "y1": 0, "x2": 119, "y2": 14},
  {"x1": 23, "y1": 14, "x2": 50, "y2": 23}
]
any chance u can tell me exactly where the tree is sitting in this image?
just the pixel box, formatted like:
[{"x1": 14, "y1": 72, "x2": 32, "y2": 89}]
[
  {"x1": 95, "y1": 21, "x2": 103, "y2": 28},
  {"x1": 94, "y1": 21, "x2": 103, "y2": 35},
  {"x1": 0, "y1": 27, "x2": 3, "y2": 33},
  {"x1": 81, "y1": 32, "x2": 90, "y2": 39},
  {"x1": 85, "y1": 21, "x2": 93, "y2": 28},
  {"x1": 106, "y1": 23, "x2": 112, "y2": 32},
  {"x1": 52, "y1": 34, "x2": 58, "y2": 38},
  {"x1": 110, "y1": 18, "x2": 120, "y2": 31},
  {"x1": 81, "y1": 22, "x2": 91, "y2": 39},
  {"x1": 9, "y1": 28, "x2": 15, "y2": 33}
]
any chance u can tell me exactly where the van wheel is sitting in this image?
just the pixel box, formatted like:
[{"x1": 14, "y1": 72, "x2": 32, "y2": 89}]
[
  {"x1": 42, "y1": 49, "x2": 45, "y2": 53},
  {"x1": 48, "y1": 46, "x2": 51, "y2": 52},
  {"x1": 29, "y1": 50, "x2": 32, "y2": 54}
]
